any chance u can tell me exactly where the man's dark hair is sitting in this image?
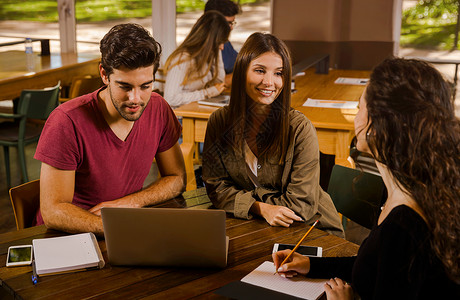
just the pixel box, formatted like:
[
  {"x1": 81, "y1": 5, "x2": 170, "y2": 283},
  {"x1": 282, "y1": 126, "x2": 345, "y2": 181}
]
[
  {"x1": 204, "y1": 0, "x2": 241, "y2": 17},
  {"x1": 100, "y1": 23, "x2": 162, "y2": 77}
]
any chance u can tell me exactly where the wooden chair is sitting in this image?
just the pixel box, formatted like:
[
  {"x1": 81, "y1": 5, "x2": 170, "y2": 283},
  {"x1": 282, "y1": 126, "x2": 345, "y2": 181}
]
[
  {"x1": 180, "y1": 142, "x2": 196, "y2": 191},
  {"x1": 60, "y1": 75, "x2": 103, "y2": 102},
  {"x1": 327, "y1": 165, "x2": 387, "y2": 230},
  {"x1": 0, "y1": 82, "x2": 60, "y2": 189},
  {"x1": 9, "y1": 179, "x2": 40, "y2": 230}
]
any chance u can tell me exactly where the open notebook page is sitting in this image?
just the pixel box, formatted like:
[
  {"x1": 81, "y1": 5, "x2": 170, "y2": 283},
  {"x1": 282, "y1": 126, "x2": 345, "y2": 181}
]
[{"x1": 241, "y1": 261, "x2": 327, "y2": 300}]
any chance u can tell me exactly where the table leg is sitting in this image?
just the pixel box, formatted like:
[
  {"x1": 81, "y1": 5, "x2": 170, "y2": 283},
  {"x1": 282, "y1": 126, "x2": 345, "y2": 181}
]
[
  {"x1": 334, "y1": 131, "x2": 355, "y2": 168},
  {"x1": 181, "y1": 118, "x2": 197, "y2": 190}
]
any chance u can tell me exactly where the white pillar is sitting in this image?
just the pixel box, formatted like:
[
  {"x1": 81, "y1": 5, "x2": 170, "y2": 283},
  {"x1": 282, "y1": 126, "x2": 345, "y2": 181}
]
[
  {"x1": 151, "y1": 0, "x2": 176, "y2": 66},
  {"x1": 57, "y1": 0, "x2": 77, "y2": 53},
  {"x1": 392, "y1": 0, "x2": 403, "y2": 55}
]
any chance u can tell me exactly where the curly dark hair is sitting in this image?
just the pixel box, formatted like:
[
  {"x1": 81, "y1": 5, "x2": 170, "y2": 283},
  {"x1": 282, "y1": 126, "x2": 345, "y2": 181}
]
[
  {"x1": 365, "y1": 57, "x2": 460, "y2": 283},
  {"x1": 204, "y1": 0, "x2": 241, "y2": 16},
  {"x1": 100, "y1": 23, "x2": 162, "y2": 77}
]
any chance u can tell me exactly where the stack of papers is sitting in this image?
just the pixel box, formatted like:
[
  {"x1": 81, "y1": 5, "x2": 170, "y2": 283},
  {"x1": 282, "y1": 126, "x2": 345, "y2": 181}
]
[
  {"x1": 303, "y1": 98, "x2": 358, "y2": 109},
  {"x1": 334, "y1": 77, "x2": 368, "y2": 85},
  {"x1": 198, "y1": 95, "x2": 230, "y2": 107}
]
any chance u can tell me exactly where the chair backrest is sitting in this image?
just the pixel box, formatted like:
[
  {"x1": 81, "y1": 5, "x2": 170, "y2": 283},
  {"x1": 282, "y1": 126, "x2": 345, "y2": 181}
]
[
  {"x1": 18, "y1": 82, "x2": 60, "y2": 119},
  {"x1": 68, "y1": 75, "x2": 103, "y2": 99},
  {"x1": 327, "y1": 165, "x2": 387, "y2": 229},
  {"x1": 9, "y1": 179, "x2": 40, "y2": 230}
]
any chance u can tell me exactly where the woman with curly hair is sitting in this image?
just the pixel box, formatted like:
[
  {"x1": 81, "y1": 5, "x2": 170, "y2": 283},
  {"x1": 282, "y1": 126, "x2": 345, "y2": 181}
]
[{"x1": 273, "y1": 57, "x2": 460, "y2": 299}]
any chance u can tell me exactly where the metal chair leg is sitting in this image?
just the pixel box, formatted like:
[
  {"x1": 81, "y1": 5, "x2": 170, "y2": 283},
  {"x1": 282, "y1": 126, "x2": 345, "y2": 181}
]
[
  {"x1": 17, "y1": 141, "x2": 29, "y2": 183},
  {"x1": 3, "y1": 146, "x2": 11, "y2": 189}
]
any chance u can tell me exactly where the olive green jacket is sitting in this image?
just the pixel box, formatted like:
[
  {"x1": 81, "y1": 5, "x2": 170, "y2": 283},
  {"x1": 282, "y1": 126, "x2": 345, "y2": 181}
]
[{"x1": 202, "y1": 107, "x2": 344, "y2": 237}]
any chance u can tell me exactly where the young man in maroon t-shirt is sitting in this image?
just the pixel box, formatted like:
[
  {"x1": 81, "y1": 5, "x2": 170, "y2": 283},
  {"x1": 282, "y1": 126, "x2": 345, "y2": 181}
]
[{"x1": 35, "y1": 24, "x2": 186, "y2": 236}]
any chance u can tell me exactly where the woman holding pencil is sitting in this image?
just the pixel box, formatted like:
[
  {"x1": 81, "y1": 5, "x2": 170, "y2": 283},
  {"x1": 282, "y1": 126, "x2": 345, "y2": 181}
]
[
  {"x1": 273, "y1": 57, "x2": 460, "y2": 299},
  {"x1": 202, "y1": 32, "x2": 344, "y2": 237}
]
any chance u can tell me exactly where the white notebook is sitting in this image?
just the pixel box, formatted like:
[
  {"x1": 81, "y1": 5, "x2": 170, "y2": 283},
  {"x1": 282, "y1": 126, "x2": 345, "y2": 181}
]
[
  {"x1": 198, "y1": 95, "x2": 230, "y2": 107},
  {"x1": 303, "y1": 98, "x2": 359, "y2": 109},
  {"x1": 241, "y1": 261, "x2": 327, "y2": 300},
  {"x1": 33, "y1": 233, "x2": 105, "y2": 276},
  {"x1": 334, "y1": 77, "x2": 368, "y2": 85}
]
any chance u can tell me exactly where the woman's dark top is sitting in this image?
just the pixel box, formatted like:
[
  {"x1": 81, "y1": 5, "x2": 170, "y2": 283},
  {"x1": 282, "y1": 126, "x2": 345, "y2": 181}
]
[{"x1": 308, "y1": 205, "x2": 460, "y2": 299}]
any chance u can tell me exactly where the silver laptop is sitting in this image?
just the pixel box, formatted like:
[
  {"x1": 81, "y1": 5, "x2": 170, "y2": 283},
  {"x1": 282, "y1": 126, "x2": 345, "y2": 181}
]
[
  {"x1": 101, "y1": 207, "x2": 228, "y2": 268},
  {"x1": 197, "y1": 94, "x2": 230, "y2": 107}
]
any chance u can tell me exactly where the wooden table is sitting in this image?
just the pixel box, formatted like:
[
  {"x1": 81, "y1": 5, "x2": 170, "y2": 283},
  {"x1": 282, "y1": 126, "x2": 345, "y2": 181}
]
[
  {"x1": 175, "y1": 68, "x2": 370, "y2": 190},
  {"x1": 0, "y1": 51, "x2": 100, "y2": 101},
  {"x1": 292, "y1": 68, "x2": 370, "y2": 167},
  {"x1": 0, "y1": 190, "x2": 359, "y2": 299}
]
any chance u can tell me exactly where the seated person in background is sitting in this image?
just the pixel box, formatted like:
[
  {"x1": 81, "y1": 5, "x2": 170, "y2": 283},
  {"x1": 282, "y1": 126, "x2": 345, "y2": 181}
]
[
  {"x1": 163, "y1": 11, "x2": 230, "y2": 108},
  {"x1": 204, "y1": 0, "x2": 241, "y2": 86},
  {"x1": 273, "y1": 57, "x2": 460, "y2": 299},
  {"x1": 202, "y1": 32, "x2": 344, "y2": 238},
  {"x1": 35, "y1": 23, "x2": 186, "y2": 236}
]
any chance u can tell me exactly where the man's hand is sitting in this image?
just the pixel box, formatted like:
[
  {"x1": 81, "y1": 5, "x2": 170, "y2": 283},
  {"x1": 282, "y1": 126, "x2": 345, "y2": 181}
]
[{"x1": 88, "y1": 199, "x2": 140, "y2": 216}]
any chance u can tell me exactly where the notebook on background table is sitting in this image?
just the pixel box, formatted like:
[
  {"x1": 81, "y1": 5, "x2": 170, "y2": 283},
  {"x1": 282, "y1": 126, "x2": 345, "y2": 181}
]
[
  {"x1": 101, "y1": 207, "x2": 228, "y2": 268},
  {"x1": 197, "y1": 94, "x2": 230, "y2": 107}
]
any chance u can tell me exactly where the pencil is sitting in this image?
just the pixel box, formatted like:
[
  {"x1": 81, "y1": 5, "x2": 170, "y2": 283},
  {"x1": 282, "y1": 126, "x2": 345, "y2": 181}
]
[{"x1": 274, "y1": 220, "x2": 319, "y2": 274}]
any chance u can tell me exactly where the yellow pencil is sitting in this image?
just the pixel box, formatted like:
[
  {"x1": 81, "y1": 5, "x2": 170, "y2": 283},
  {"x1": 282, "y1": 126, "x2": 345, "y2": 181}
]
[{"x1": 274, "y1": 220, "x2": 319, "y2": 274}]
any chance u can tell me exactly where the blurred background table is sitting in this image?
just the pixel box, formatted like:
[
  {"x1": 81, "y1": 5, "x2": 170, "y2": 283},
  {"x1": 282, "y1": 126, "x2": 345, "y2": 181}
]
[
  {"x1": 0, "y1": 51, "x2": 100, "y2": 101},
  {"x1": 292, "y1": 68, "x2": 370, "y2": 167}
]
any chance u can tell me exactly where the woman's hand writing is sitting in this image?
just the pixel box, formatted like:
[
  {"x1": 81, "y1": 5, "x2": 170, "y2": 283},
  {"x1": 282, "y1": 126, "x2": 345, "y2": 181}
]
[{"x1": 272, "y1": 249, "x2": 310, "y2": 277}]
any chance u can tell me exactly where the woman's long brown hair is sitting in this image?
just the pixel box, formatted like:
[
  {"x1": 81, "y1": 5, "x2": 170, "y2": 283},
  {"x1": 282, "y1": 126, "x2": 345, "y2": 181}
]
[
  {"x1": 223, "y1": 32, "x2": 292, "y2": 162},
  {"x1": 164, "y1": 11, "x2": 230, "y2": 86}
]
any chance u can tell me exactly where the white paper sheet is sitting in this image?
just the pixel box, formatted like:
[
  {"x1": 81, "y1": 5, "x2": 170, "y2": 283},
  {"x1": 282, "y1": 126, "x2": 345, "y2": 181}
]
[
  {"x1": 0, "y1": 100, "x2": 14, "y2": 109},
  {"x1": 303, "y1": 98, "x2": 358, "y2": 109},
  {"x1": 334, "y1": 77, "x2": 368, "y2": 85},
  {"x1": 241, "y1": 261, "x2": 327, "y2": 300}
]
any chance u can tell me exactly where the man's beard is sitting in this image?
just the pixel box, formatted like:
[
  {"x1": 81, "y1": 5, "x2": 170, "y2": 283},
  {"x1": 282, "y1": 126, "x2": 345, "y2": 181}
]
[{"x1": 109, "y1": 86, "x2": 147, "y2": 121}]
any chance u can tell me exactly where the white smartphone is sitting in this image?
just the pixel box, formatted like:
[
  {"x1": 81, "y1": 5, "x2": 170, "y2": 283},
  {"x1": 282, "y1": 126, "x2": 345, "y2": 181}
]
[
  {"x1": 6, "y1": 245, "x2": 33, "y2": 267},
  {"x1": 272, "y1": 243, "x2": 322, "y2": 257}
]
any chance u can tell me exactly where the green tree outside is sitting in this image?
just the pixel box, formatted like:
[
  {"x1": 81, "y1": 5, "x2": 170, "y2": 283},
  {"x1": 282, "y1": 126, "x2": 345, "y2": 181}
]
[
  {"x1": 1, "y1": 0, "x2": 458, "y2": 50},
  {"x1": 401, "y1": 0, "x2": 460, "y2": 50},
  {"x1": 0, "y1": 0, "x2": 267, "y2": 22}
]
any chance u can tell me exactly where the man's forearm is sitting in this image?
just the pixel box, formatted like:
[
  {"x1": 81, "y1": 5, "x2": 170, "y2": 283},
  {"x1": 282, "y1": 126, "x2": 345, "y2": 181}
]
[
  {"x1": 42, "y1": 203, "x2": 104, "y2": 236},
  {"x1": 120, "y1": 173, "x2": 186, "y2": 207}
]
